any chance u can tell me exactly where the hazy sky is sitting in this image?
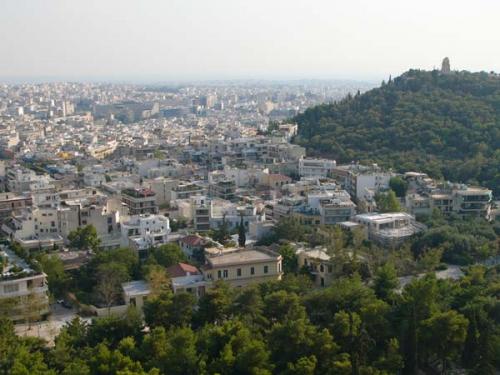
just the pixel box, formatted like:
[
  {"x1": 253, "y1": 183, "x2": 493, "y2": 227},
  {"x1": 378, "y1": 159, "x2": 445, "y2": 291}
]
[{"x1": 2, "y1": 0, "x2": 499, "y2": 82}]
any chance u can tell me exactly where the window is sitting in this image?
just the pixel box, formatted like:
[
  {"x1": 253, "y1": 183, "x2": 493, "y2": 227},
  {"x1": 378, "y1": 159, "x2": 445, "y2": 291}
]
[
  {"x1": 264, "y1": 265, "x2": 268, "y2": 274},
  {"x1": 237, "y1": 268, "x2": 241, "y2": 277},
  {"x1": 3, "y1": 284, "x2": 19, "y2": 293},
  {"x1": 250, "y1": 267, "x2": 255, "y2": 275},
  {"x1": 223, "y1": 270, "x2": 228, "y2": 278},
  {"x1": 130, "y1": 297, "x2": 136, "y2": 306},
  {"x1": 320, "y1": 264, "x2": 324, "y2": 273},
  {"x1": 217, "y1": 270, "x2": 222, "y2": 279}
]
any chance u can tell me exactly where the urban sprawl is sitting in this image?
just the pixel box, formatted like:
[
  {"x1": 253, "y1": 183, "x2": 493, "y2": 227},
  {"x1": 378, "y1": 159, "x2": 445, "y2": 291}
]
[{"x1": 0, "y1": 81, "x2": 494, "y2": 335}]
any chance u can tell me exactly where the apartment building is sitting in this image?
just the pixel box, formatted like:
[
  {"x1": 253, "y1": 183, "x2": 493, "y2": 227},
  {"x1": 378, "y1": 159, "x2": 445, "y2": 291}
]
[
  {"x1": 88, "y1": 140, "x2": 118, "y2": 159},
  {"x1": 331, "y1": 164, "x2": 393, "y2": 200},
  {"x1": 83, "y1": 172, "x2": 106, "y2": 187},
  {"x1": 319, "y1": 198, "x2": 356, "y2": 225},
  {"x1": 431, "y1": 185, "x2": 493, "y2": 220},
  {"x1": 405, "y1": 176, "x2": 493, "y2": 220},
  {"x1": 299, "y1": 157, "x2": 337, "y2": 179},
  {"x1": 209, "y1": 179, "x2": 236, "y2": 201},
  {"x1": 262, "y1": 173, "x2": 292, "y2": 190},
  {"x1": 1, "y1": 207, "x2": 64, "y2": 249},
  {"x1": 265, "y1": 196, "x2": 304, "y2": 221},
  {"x1": 0, "y1": 246, "x2": 49, "y2": 323},
  {"x1": 171, "y1": 182, "x2": 205, "y2": 201},
  {"x1": 6, "y1": 167, "x2": 54, "y2": 193},
  {"x1": 190, "y1": 195, "x2": 211, "y2": 232},
  {"x1": 210, "y1": 201, "x2": 264, "y2": 232},
  {"x1": 121, "y1": 188, "x2": 158, "y2": 215},
  {"x1": 0, "y1": 192, "x2": 32, "y2": 223},
  {"x1": 290, "y1": 190, "x2": 355, "y2": 226},
  {"x1": 353, "y1": 212, "x2": 425, "y2": 247},
  {"x1": 59, "y1": 197, "x2": 121, "y2": 249},
  {"x1": 201, "y1": 247, "x2": 283, "y2": 288},
  {"x1": 145, "y1": 177, "x2": 179, "y2": 205},
  {"x1": 120, "y1": 214, "x2": 170, "y2": 258}
]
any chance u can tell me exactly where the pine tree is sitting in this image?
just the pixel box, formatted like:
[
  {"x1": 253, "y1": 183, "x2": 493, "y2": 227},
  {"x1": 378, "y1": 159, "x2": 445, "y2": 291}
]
[{"x1": 238, "y1": 214, "x2": 246, "y2": 248}]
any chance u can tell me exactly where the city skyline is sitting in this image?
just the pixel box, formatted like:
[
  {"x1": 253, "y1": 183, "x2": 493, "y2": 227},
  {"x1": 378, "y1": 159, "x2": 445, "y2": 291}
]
[{"x1": 2, "y1": 0, "x2": 500, "y2": 82}]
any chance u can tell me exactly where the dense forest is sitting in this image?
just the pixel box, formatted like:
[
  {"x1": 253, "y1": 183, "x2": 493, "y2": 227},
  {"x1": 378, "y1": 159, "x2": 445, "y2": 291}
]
[
  {"x1": 1, "y1": 267, "x2": 499, "y2": 375},
  {"x1": 293, "y1": 70, "x2": 500, "y2": 195}
]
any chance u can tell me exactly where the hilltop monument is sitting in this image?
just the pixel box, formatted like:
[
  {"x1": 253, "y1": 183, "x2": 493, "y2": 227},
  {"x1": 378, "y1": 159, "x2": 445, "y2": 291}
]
[{"x1": 441, "y1": 57, "x2": 451, "y2": 74}]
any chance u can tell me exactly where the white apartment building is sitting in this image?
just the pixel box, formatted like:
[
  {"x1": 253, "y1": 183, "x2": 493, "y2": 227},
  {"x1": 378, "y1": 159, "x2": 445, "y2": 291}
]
[
  {"x1": 299, "y1": 157, "x2": 337, "y2": 179},
  {"x1": 210, "y1": 200, "x2": 264, "y2": 232},
  {"x1": 331, "y1": 164, "x2": 393, "y2": 200},
  {"x1": 1, "y1": 208, "x2": 64, "y2": 249},
  {"x1": 2, "y1": 188, "x2": 121, "y2": 249},
  {"x1": 83, "y1": 172, "x2": 106, "y2": 187},
  {"x1": 6, "y1": 167, "x2": 53, "y2": 193},
  {"x1": 120, "y1": 214, "x2": 171, "y2": 257},
  {"x1": 353, "y1": 212, "x2": 426, "y2": 247}
]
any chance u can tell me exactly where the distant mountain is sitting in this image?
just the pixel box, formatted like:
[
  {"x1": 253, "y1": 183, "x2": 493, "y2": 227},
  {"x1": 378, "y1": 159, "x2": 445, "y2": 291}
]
[{"x1": 293, "y1": 69, "x2": 500, "y2": 195}]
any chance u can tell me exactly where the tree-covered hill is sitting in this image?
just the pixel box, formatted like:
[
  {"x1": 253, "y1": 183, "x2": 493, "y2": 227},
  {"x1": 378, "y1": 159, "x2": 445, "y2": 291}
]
[{"x1": 293, "y1": 69, "x2": 500, "y2": 195}]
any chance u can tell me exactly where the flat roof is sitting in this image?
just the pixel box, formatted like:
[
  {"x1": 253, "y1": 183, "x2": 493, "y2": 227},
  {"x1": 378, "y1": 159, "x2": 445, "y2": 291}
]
[
  {"x1": 122, "y1": 280, "x2": 150, "y2": 296},
  {"x1": 302, "y1": 249, "x2": 331, "y2": 261},
  {"x1": 208, "y1": 249, "x2": 277, "y2": 267},
  {"x1": 355, "y1": 212, "x2": 412, "y2": 221},
  {"x1": 339, "y1": 221, "x2": 361, "y2": 228}
]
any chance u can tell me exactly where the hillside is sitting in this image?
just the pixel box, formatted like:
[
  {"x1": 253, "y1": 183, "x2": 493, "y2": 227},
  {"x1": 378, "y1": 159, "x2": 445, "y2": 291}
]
[{"x1": 293, "y1": 69, "x2": 500, "y2": 195}]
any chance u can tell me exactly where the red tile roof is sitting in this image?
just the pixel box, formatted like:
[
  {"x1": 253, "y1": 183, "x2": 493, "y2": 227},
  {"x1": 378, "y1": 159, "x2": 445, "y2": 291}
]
[
  {"x1": 166, "y1": 263, "x2": 201, "y2": 278},
  {"x1": 180, "y1": 235, "x2": 206, "y2": 247}
]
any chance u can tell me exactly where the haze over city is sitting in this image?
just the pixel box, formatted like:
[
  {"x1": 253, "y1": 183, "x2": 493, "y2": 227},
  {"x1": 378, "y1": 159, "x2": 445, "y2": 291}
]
[{"x1": 2, "y1": 0, "x2": 500, "y2": 82}]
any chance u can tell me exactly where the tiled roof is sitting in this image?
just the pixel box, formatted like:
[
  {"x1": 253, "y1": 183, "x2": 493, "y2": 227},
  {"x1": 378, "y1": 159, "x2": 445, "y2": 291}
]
[
  {"x1": 180, "y1": 235, "x2": 206, "y2": 247},
  {"x1": 166, "y1": 262, "x2": 201, "y2": 278}
]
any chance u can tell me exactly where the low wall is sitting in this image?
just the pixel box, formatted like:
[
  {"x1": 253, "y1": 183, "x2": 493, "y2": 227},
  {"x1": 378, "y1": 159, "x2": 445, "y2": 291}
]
[{"x1": 88, "y1": 304, "x2": 129, "y2": 317}]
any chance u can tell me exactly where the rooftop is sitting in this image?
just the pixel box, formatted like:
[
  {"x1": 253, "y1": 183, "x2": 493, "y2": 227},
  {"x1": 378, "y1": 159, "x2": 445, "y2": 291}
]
[
  {"x1": 355, "y1": 212, "x2": 414, "y2": 223},
  {"x1": 122, "y1": 280, "x2": 150, "y2": 297},
  {"x1": 180, "y1": 235, "x2": 208, "y2": 247},
  {"x1": 122, "y1": 188, "x2": 155, "y2": 198},
  {"x1": 166, "y1": 263, "x2": 201, "y2": 278},
  {"x1": 207, "y1": 249, "x2": 278, "y2": 267}
]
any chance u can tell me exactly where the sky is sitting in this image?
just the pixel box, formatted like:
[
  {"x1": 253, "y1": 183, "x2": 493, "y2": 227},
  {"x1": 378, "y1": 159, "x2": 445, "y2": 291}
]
[{"x1": 1, "y1": 0, "x2": 500, "y2": 83}]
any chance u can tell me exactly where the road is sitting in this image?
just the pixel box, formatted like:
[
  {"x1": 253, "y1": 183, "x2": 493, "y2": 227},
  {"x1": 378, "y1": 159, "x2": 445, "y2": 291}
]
[{"x1": 15, "y1": 303, "x2": 91, "y2": 346}]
